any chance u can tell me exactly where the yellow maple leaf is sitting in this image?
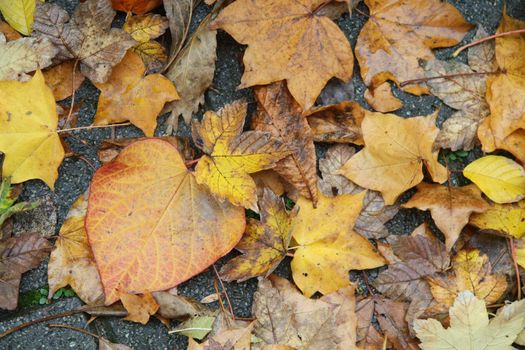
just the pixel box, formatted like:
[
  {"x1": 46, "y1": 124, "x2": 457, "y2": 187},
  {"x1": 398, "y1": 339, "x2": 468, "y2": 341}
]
[
  {"x1": 470, "y1": 199, "x2": 525, "y2": 239},
  {"x1": 338, "y1": 110, "x2": 447, "y2": 205},
  {"x1": 0, "y1": 70, "x2": 64, "y2": 189},
  {"x1": 291, "y1": 191, "x2": 385, "y2": 297},
  {"x1": 194, "y1": 101, "x2": 289, "y2": 211},
  {"x1": 94, "y1": 51, "x2": 179, "y2": 137}
]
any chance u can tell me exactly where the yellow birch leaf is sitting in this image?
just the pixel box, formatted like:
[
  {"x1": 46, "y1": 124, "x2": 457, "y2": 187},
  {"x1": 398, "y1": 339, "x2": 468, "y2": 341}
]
[
  {"x1": 0, "y1": 0, "x2": 35, "y2": 35},
  {"x1": 463, "y1": 155, "x2": 525, "y2": 204},
  {"x1": 470, "y1": 199, "x2": 525, "y2": 239},
  {"x1": 0, "y1": 70, "x2": 64, "y2": 189}
]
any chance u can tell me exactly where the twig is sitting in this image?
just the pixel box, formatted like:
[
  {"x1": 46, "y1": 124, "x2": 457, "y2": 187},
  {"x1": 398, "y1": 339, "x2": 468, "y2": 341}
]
[
  {"x1": 353, "y1": 7, "x2": 370, "y2": 18},
  {"x1": 213, "y1": 265, "x2": 235, "y2": 320},
  {"x1": 57, "y1": 123, "x2": 131, "y2": 134},
  {"x1": 399, "y1": 70, "x2": 499, "y2": 88},
  {"x1": 508, "y1": 238, "x2": 522, "y2": 300},
  {"x1": 361, "y1": 271, "x2": 375, "y2": 296},
  {"x1": 47, "y1": 324, "x2": 100, "y2": 340},
  {"x1": 0, "y1": 309, "x2": 83, "y2": 339},
  {"x1": 185, "y1": 158, "x2": 201, "y2": 167},
  {"x1": 453, "y1": 28, "x2": 525, "y2": 57},
  {"x1": 64, "y1": 59, "x2": 80, "y2": 128}
]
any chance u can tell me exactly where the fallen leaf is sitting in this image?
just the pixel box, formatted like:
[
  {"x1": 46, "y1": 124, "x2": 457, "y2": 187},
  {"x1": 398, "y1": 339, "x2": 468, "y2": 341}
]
[
  {"x1": 364, "y1": 81, "x2": 403, "y2": 113},
  {"x1": 193, "y1": 100, "x2": 289, "y2": 211},
  {"x1": 164, "y1": 15, "x2": 217, "y2": 131},
  {"x1": 427, "y1": 249, "x2": 507, "y2": 308},
  {"x1": 306, "y1": 101, "x2": 365, "y2": 144},
  {"x1": 33, "y1": 0, "x2": 136, "y2": 83},
  {"x1": 0, "y1": 70, "x2": 65, "y2": 189},
  {"x1": 85, "y1": 139, "x2": 246, "y2": 304},
  {"x1": 0, "y1": 178, "x2": 38, "y2": 229},
  {"x1": 463, "y1": 155, "x2": 525, "y2": 204},
  {"x1": 470, "y1": 199, "x2": 525, "y2": 239},
  {"x1": 164, "y1": 0, "x2": 193, "y2": 58},
  {"x1": 112, "y1": 0, "x2": 162, "y2": 15},
  {"x1": 356, "y1": 298, "x2": 384, "y2": 349},
  {"x1": 0, "y1": 233, "x2": 51, "y2": 310},
  {"x1": 291, "y1": 191, "x2": 385, "y2": 297},
  {"x1": 211, "y1": 0, "x2": 354, "y2": 110},
  {"x1": 131, "y1": 41, "x2": 168, "y2": 74},
  {"x1": 318, "y1": 144, "x2": 362, "y2": 197},
  {"x1": 355, "y1": 191, "x2": 399, "y2": 240},
  {"x1": 252, "y1": 170, "x2": 286, "y2": 198},
  {"x1": 477, "y1": 119, "x2": 525, "y2": 164},
  {"x1": 0, "y1": 20, "x2": 22, "y2": 41},
  {"x1": 174, "y1": 315, "x2": 215, "y2": 340},
  {"x1": 99, "y1": 338, "x2": 133, "y2": 350},
  {"x1": 94, "y1": 51, "x2": 179, "y2": 136},
  {"x1": 188, "y1": 322, "x2": 254, "y2": 350},
  {"x1": 0, "y1": 36, "x2": 58, "y2": 81},
  {"x1": 253, "y1": 82, "x2": 318, "y2": 203},
  {"x1": 43, "y1": 60, "x2": 85, "y2": 101},
  {"x1": 355, "y1": 0, "x2": 471, "y2": 104},
  {"x1": 415, "y1": 290, "x2": 525, "y2": 350},
  {"x1": 0, "y1": 0, "x2": 35, "y2": 35},
  {"x1": 47, "y1": 193, "x2": 104, "y2": 305},
  {"x1": 468, "y1": 26, "x2": 497, "y2": 73},
  {"x1": 221, "y1": 189, "x2": 294, "y2": 282},
  {"x1": 374, "y1": 297, "x2": 419, "y2": 350},
  {"x1": 339, "y1": 110, "x2": 447, "y2": 205},
  {"x1": 435, "y1": 112, "x2": 481, "y2": 152},
  {"x1": 402, "y1": 183, "x2": 488, "y2": 250},
  {"x1": 119, "y1": 291, "x2": 159, "y2": 324},
  {"x1": 153, "y1": 291, "x2": 214, "y2": 321},
  {"x1": 252, "y1": 275, "x2": 356, "y2": 350}
]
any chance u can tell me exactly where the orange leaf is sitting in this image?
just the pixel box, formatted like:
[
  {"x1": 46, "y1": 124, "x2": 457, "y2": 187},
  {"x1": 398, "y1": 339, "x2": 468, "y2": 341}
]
[
  {"x1": 94, "y1": 51, "x2": 179, "y2": 137},
  {"x1": 112, "y1": 0, "x2": 162, "y2": 15},
  {"x1": 43, "y1": 60, "x2": 85, "y2": 101},
  {"x1": 119, "y1": 290, "x2": 159, "y2": 324},
  {"x1": 85, "y1": 139, "x2": 245, "y2": 304}
]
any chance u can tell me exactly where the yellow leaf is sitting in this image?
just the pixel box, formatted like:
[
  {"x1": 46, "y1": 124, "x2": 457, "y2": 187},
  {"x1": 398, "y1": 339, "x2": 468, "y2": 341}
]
[
  {"x1": 130, "y1": 41, "x2": 167, "y2": 73},
  {"x1": 123, "y1": 14, "x2": 168, "y2": 43},
  {"x1": 0, "y1": 0, "x2": 35, "y2": 35},
  {"x1": 0, "y1": 70, "x2": 64, "y2": 189},
  {"x1": 470, "y1": 199, "x2": 525, "y2": 239},
  {"x1": 94, "y1": 51, "x2": 179, "y2": 137},
  {"x1": 194, "y1": 101, "x2": 289, "y2": 211},
  {"x1": 291, "y1": 191, "x2": 385, "y2": 297},
  {"x1": 463, "y1": 155, "x2": 525, "y2": 204}
]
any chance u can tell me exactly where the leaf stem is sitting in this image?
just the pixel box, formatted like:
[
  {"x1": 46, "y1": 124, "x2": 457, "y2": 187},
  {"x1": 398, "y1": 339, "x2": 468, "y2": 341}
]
[
  {"x1": 57, "y1": 122, "x2": 132, "y2": 134},
  {"x1": 64, "y1": 59, "x2": 80, "y2": 128},
  {"x1": 453, "y1": 28, "x2": 525, "y2": 57},
  {"x1": 47, "y1": 324, "x2": 100, "y2": 340},
  {"x1": 399, "y1": 70, "x2": 499, "y2": 88},
  {"x1": 213, "y1": 265, "x2": 236, "y2": 320},
  {"x1": 508, "y1": 238, "x2": 522, "y2": 300}
]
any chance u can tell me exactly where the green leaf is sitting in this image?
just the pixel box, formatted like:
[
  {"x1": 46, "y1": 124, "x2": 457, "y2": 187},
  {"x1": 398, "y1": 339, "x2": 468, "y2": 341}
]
[{"x1": 173, "y1": 316, "x2": 215, "y2": 340}]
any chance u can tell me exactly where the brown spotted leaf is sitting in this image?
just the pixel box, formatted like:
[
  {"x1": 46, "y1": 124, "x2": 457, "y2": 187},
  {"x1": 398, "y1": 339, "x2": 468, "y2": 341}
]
[{"x1": 306, "y1": 101, "x2": 365, "y2": 144}]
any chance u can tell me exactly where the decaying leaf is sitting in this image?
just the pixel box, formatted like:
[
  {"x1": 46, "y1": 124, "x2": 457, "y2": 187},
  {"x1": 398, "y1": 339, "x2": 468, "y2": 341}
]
[
  {"x1": 470, "y1": 199, "x2": 525, "y2": 239},
  {"x1": 220, "y1": 189, "x2": 295, "y2": 282},
  {"x1": 0, "y1": 36, "x2": 58, "y2": 81},
  {"x1": 435, "y1": 112, "x2": 481, "y2": 152},
  {"x1": 355, "y1": 191, "x2": 399, "y2": 240},
  {"x1": 111, "y1": 0, "x2": 162, "y2": 15},
  {"x1": 355, "y1": 0, "x2": 471, "y2": 111},
  {"x1": 0, "y1": 233, "x2": 51, "y2": 310},
  {"x1": 33, "y1": 0, "x2": 136, "y2": 83},
  {"x1": 318, "y1": 144, "x2": 362, "y2": 197},
  {"x1": 119, "y1": 291, "x2": 159, "y2": 324},
  {"x1": 193, "y1": 101, "x2": 289, "y2": 211},
  {"x1": 211, "y1": 0, "x2": 354, "y2": 110},
  {"x1": 0, "y1": 0, "x2": 35, "y2": 35},
  {"x1": 188, "y1": 322, "x2": 254, "y2": 350},
  {"x1": 94, "y1": 51, "x2": 179, "y2": 136},
  {"x1": 252, "y1": 275, "x2": 356, "y2": 350},
  {"x1": 164, "y1": 14, "x2": 217, "y2": 131},
  {"x1": 42, "y1": 60, "x2": 85, "y2": 101},
  {"x1": 0, "y1": 70, "x2": 65, "y2": 189},
  {"x1": 427, "y1": 249, "x2": 508, "y2": 308},
  {"x1": 47, "y1": 193, "x2": 104, "y2": 305},
  {"x1": 364, "y1": 81, "x2": 403, "y2": 113},
  {"x1": 99, "y1": 338, "x2": 133, "y2": 350},
  {"x1": 253, "y1": 82, "x2": 318, "y2": 203},
  {"x1": 291, "y1": 191, "x2": 385, "y2": 297},
  {"x1": 0, "y1": 178, "x2": 38, "y2": 229},
  {"x1": 356, "y1": 298, "x2": 384, "y2": 349},
  {"x1": 153, "y1": 291, "x2": 214, "y2": 321},
  {"x1": 463, "y1": 155, "x2": 525, "y2": 204},
  {"x1": 306, "y1": 101, "x2": 365, "y2": 144},
  {"x1": 415, "y1": 291, "x2": 525, "y2": 350},
  {"x1": 403, "y1": 183, "x2": 488, "y2": 250},
  {"x1": 339, "y1": 110, "x2": 447, "y2": 205},
  {"x1": 86, "y1": 139, "x2": 245, "y2": 304}
]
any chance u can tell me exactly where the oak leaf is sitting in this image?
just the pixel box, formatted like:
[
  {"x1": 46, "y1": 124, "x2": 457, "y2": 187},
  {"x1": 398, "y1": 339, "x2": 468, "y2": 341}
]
[
  {"x1": 355, "y1": 0, "x2": 471, "y2": 109},
  {"x1": 318, "y1": 144, "x2": 362, "y2": 197},
  {"x1": 210, "y1": 0, "x2": 354, "y2": 110},
  {"x1": 47, "y1": 193, "x2": 104, "y2": 305},
  {"x1": 415, "y1": 291, "x2": 525, "y2": 350},
  {"x1": 463, "y1": 155, "x2": 525, "y2": 204},
  {"x1": 220, "y1": 189, "x2": 295, "y2": 282},
  {"x1": 0, "y1": 70, "x2": 65, "y2": 189},
  {"x1": 94, "y1": 51, "x2": 179, "y2": 137},
  {"x1": 111, "y1": 0, "x2": 162, "y2": 15},
  {"x1": 427, "y1": 249, "x2": 507, "y2": 308},
  {"x1": 253, "y1": 82, "x2": 318, "y2": 204},
  {"x1": 0, "y1": 0, "x2": 35, "y2": 35},
  {"x1": 402, "y1": 183, "x2": 488, "y2": 250},
  {"x1": 42, "y1": 60, "x2": 85, "y2": 101},
  {"x1": 193, "y1": 101, "x2": 289, "y2": 211},
  {"x1": 470, "y1": 199, "x2": 525, "y2": 239},
  {"x1": 252, "y1": 275, "x2": 356, "y2": 350},
  {"x1": 0, "y1": 36, "x2": 58, "y2": 81},
  {"x1": 291, "y1": 191, "x2": 385, "y2": 297},
  {"x1": 306, "y1": 101, "x2": 365, "y2": 144},
  {"x1": 119, "y1": 291, "x2": 159, "y2": 324},
  {"x1": 85, "y1": 139, "x2": 245, "y2": 304},
  {"x1": 32, "y1": 0, "x2": 136, "y2": 83},
  {"x1": 0, "y1": 233, "x2": 51, "y2": 310},
  {"x1": 338, "y1": 110, "x2": 448, "y2": 205}
]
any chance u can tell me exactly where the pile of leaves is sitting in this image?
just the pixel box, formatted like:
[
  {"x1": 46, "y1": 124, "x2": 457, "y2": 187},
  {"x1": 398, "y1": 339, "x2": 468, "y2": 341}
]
[{"x1": 1, "y1": 0, "x2": 525, "y2": 349}]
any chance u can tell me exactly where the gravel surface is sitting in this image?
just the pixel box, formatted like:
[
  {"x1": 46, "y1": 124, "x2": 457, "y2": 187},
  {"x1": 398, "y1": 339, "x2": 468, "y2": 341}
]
[{"x1": 1, "y1": 0, "x2": 525, "y2": 349}]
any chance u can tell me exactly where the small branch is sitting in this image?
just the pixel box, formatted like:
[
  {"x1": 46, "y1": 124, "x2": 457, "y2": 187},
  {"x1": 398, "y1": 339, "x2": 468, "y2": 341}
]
[
  {"x1": 508, "y1": 238, "x2": 522, "y2": 300},
  {"x1": 353, "y1": 7, "x2": 370, "y2": 18},
  {"x1": 58, "y1": 122, "x2": 132, "y2": 134},
  {"x1": 185, "y1": 158, "x2": 201, "y2": 167},
  {"x1": 453, "y1": 28, "x2": 525, "y2": 57},
  {"x1": 399, "y1": 71, "x2": 499, "y2": 88},
  {"x1": 47, "y1": 324, "x2": 100, "y2": 340},
  {"x1": 213, "y1": 265, "x2": 235, "y2": 320},
  {"x1": 0, "y1": 309, "x2": 83, "y2": 339},
  {"x1": 63, "y1": 59, "x2": 80, "y2": 128}
]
